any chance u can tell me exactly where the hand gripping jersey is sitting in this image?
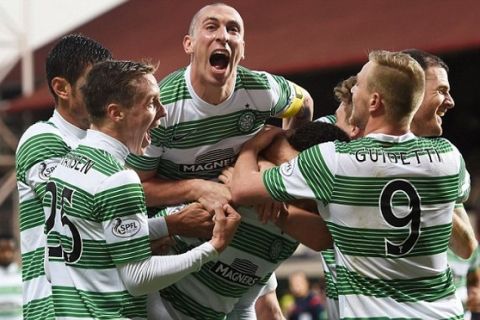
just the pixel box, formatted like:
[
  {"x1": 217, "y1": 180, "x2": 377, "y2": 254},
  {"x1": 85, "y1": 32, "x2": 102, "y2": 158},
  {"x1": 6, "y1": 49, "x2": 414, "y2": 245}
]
[
  {"x1": 15, "y1": 110, "x2": 85, "y2": 319},
  {"x1": 42, "y1": 130, "x2": 151, "y2": 319},
  {"x1": 126, "y1": 65, "x2": 304, "y2": 180},
  {"x1": 263, "y1": 133, "x2": 470, "y2": 319},
  {"x1": 153, "y1": 205, "x2": 298, "y2": 320}
]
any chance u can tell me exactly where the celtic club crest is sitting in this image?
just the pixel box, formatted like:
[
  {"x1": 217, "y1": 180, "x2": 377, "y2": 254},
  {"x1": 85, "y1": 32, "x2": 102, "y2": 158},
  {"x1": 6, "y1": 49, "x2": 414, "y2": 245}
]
[
  {"x1": 269, "y1": 239, "x2": 283, "y2": 261},
  {"x1": 238, "y1": 111, "x2": 256, "y2": 133}
]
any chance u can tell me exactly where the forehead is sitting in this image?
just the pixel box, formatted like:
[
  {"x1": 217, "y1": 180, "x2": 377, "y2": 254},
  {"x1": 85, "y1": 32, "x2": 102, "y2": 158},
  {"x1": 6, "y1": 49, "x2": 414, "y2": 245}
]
[
  {"x1": 357, "y1": 61, "x2": 373, "y2": 80},
  {"x1": 144, "y1": 73, "x2": 158, "y2": 87},
  {"x1": 136, "y1": 74, "x2": 159, "y2": 98},
  {"x1": 425, "y1": 67, "x2": 449, "y2": 87},
  {"x1": 197, "y1": 5, "x2": 243, "y2": 27}
]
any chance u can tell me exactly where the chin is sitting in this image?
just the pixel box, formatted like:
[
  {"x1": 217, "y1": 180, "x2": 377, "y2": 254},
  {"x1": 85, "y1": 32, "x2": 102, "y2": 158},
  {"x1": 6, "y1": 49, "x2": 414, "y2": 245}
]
[
  {"x1": 425, "y1": 125, "x2": 442, "y2": 137},
  {"x1": 210, "y1": 74, "x2": 229, "y2": 86}
]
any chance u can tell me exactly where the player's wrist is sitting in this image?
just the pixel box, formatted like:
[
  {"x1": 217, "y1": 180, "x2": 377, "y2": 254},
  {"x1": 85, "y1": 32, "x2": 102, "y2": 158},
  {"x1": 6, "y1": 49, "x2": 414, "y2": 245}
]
[
  {"x1": 209, "y1": 235, "x2": 228, "y2": 253},
  {"x1": 187, "y1": 179, "x2": 205, "y2": 201},
  {"x1": 164, "y1": 214, "x2": 180, "y2": 235}
]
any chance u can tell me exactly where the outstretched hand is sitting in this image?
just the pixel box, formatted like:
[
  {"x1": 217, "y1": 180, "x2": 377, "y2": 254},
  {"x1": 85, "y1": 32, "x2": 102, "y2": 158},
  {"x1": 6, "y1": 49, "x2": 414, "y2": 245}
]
[
  {"x1": 195, "y1": 179, "x2": 232, "y2": 213},
  {"x1": 166, "y1": 202, "x2": 214, "y2": 239},
  {"x1": 209, "y1": 204, "x2": 241, "y2": 252}
]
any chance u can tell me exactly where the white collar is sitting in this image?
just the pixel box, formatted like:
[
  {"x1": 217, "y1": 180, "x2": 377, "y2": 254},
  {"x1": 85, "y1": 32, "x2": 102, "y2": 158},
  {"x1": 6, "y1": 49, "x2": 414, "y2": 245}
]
[
  {"x1": 81, "y1": 130, "x2": 130, "y2": 166},
  {"x1": 50, "y1": 110, "x2": 86, "y2": 141},
  {"x1": 365, "y1": 132, "x2": 417, "y2": 143}
]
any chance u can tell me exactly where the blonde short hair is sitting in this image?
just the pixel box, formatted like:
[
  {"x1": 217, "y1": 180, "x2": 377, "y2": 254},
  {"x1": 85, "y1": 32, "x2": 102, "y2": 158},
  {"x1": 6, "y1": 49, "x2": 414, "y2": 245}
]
[{"x1": 368, "y1": 50, "x2": 425, "y2": 124}]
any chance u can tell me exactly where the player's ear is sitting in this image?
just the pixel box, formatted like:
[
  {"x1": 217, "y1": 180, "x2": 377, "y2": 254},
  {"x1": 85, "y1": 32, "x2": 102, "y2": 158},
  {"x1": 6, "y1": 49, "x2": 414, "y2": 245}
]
[
  {"x1": 183, "y1": 35, "x2": 193, "y2": 54},
  {"x1": 51, "y1": 77, "x2": 71, "y2": 101},
  {"x1": 369, "y1": 92, "x2": 382, "y2": 113},
  {"x1": 106, "y1": 103, "x2": 124, "y2": 122}
]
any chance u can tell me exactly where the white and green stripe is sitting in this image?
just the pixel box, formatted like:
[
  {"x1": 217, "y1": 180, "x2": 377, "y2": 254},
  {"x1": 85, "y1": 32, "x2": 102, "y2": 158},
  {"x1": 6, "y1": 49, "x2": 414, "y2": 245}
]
[
  {"x1": 127, "y1": 65, "x2": 299, "y2": 181},
  {"x1": 263, "y1": 133, "x2": 468, "y2": 318},
  {"x1": 44, "y1": 132, "x2": 152, "y2": 319},
  {"x1": 154, "y1": 206, "x2": 298, "y2": 318},
  {"x1": 16, "y1": 119, "x2": 73, "y2": 320}
]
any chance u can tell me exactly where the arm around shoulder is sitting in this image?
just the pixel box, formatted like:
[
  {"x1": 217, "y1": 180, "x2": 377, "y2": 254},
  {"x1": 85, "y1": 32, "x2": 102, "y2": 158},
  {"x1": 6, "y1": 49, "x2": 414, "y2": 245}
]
[
  {"x1": 282, "y1": 84, "x2": 314, "y2": 130},
  {"x1": 449, "y1": 205, "x2": 478, "y2": 259}
]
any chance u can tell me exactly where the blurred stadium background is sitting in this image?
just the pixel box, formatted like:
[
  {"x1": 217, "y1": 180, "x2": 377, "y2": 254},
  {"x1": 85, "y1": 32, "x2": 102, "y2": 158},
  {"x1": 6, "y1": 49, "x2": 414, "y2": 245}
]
[{"x1": 1, "y1": 0, "x2": 480, "y2": 295}]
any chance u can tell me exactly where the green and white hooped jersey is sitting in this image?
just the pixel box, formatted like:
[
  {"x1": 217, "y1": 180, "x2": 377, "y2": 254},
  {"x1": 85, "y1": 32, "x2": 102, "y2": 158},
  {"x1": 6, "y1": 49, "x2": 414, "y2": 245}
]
[
  {"x1": 315, "y1": 114, "x2": 341, "y2": 319},
  {"x1": 42, "y1": 130, "x2": 152, "y2": 319},
  {"x1": 127, "y1": 65, "x2": 300, "y2": 180},
  {"x1": 15, "y1": 110, "x2": 85, "y2": 319},
  {"x1": 153, "y1": 205, "x2": 299, "y2": 320},
  {"x1": 321, "y1": 249, "x2": 339, "y2": 319},
  {"x1": 264, "y1": 132, "x2": 470, "y2": 319}
]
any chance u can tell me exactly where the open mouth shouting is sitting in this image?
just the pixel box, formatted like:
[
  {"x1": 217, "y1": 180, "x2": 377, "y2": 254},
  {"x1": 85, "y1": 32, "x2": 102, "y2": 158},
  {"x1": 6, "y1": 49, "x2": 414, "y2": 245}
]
[{"x1": 210, "y1": 50, "x2": 230, "y2": 71}]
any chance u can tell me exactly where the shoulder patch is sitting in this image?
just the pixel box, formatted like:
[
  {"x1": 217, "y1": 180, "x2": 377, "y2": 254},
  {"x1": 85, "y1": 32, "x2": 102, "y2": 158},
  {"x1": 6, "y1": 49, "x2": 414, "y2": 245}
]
[
  {"x1": 38, "y1": 161, "x2": 58, "y2": 181},
  {"x1": 280, "y1": 160, "x2": 295, "y2": 176},
  {"x1": 112, "y1": 217, "x2": 141, "y2": 238}
]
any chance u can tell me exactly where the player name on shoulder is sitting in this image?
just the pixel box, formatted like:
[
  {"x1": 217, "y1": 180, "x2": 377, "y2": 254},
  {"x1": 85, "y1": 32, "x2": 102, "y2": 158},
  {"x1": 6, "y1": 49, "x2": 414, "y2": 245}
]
[
  {"x1": 354, "y1": 147, "x2": 442, "y2": 165},
  {"x1": 59, "y1": 153, "x2": 95, "y2": 174}
]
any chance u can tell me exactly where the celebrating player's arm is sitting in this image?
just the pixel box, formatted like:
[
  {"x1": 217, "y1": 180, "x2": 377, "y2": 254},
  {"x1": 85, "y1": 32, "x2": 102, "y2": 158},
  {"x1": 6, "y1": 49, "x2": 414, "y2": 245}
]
[
  {"x1": 148, "y1": 202, "x2": 215, "y2": 254},
  {"x1": 281, "y1": 82, "x2": 314, "y2": 130},
  {"x1": 450, "y1": 205, "x2": 477, "y2": 259},
  {"x1": 120, "y1": 203, "x2": 241, "y2": 296},
  {"x1": 137, "y1": 168, "x2": 231, "y2": 213},
  {"x1": 276, "y1": 202, "x2": 333, "y2": 251},
  {"x1": 148, "y1": 201, "x2": 215, "y2": 244},
  {"x1": 231, "y1": 126, "x2": 289, "y2": 204},
  {"x1": 220, "y1": 160, "x2": 333, "y2": 252},
  {"x1": 132, "y1": 83, "x2": 313, "y2": 212}
]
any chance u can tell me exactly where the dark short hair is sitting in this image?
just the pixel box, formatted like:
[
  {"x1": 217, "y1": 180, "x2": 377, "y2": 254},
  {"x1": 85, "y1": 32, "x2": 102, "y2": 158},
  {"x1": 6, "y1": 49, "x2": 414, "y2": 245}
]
[
  {"x1": 81, "y1": 60, "x2": 156, "y2": 123},
  {"x1": 287, "y1": 121, "x2": 350, "y2": 152},
  {"x1": 401, "y1": 48, "x2": 449, "y2": 72},
  {"x1": 46, "y1": 34, "x2": 112, "y2": 101}
]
